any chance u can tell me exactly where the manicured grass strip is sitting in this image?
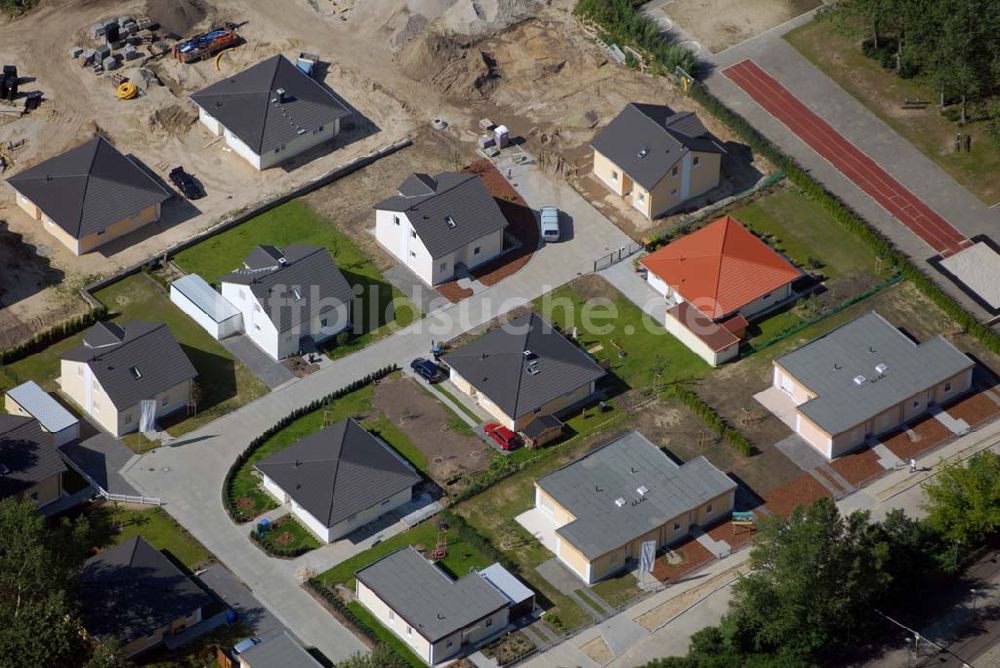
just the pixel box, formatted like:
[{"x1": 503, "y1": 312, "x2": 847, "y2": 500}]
[
  {"x1": 346, "y1": 602, "x2": 425, "y2": 668},
  {"x1": 590, "y1": 572, "x2": 642, "y2": 609},
  {"x1": 575, "y1": 589, "x2": 606, "y2": 614},
  {"x1": 432, "y1": 383, "x2": 482, "y2": 424}
]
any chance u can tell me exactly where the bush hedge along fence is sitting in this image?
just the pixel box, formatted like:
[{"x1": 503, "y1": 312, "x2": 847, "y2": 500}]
[
  {"x1": 662, "y1": 383, "x2": 754, "y2": 456},
  {"x1": 222, "y1": 364, "x2": 398, "y2": 523},
  {"x1": 0, "y1": 306, "x2": 107, "y2": 366}
]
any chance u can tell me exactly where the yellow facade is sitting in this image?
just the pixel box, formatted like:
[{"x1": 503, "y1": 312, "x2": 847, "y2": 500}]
[{"x1": 449, "y1": 370, "x2": 593, "y2": 431}]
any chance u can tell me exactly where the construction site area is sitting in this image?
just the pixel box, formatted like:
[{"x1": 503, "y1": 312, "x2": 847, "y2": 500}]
[{"x1": 0, "y1": 0, "x2": 760, "y2": 346}]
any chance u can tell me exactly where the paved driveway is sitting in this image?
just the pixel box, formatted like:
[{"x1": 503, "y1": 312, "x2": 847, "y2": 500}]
[
  {"x1": 221, "y1": 334, "x2": 296, "y2": 390},
  {"x1": 60, "y1": 432, "x2": 140, "y2": 496},
  {"x1": 197, "y1": 564, "x2": 289, "y2": 641}
]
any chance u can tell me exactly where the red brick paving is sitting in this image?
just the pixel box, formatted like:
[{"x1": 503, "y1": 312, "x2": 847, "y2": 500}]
[
  {"x1": 812, "y1": 466, "x2": 848, "y2": 495},
  {"x1": 829, "y1": 447, "x2": 884, "y2": 487},
  {"x1": 945, "y1": 390, "x2": 1000, "y2": 428},
  {"x1": 652, "y1": 537, "x2": 715, "y2": 583},
  {"x1": 706, "y1": 518, "x2": 756, "y2": 550},
  {"x1": 881, "y1": 415, "x2": 952, "y2": 461},
  {"x1": 762, "y1": 471, "x2": 833, "y2": 518}
]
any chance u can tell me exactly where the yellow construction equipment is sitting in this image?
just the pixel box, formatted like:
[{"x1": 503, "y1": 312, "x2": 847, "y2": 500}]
[
  {"x1": 214, "y1": 47, "x2": 236, "y2": 71},
  {"x1": 116, "y1": 81, "x2": 137, "y2": 100}
]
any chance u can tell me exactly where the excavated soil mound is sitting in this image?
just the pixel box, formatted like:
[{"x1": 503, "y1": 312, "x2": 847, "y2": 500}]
[
  {"x1": 147, "y1": 104, "x2": 197, "y2": 134},
  {"x1": 397, "y1": 32, "x2": 500, "y2": 100},
  {"x1": 145, "y1": 0, "x2": 207, "y2": 36}
]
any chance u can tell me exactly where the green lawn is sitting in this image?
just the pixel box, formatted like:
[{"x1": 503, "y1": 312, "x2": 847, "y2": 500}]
[
  {"x1": 89, "y1": 504, "x2": 213, "y2": 571},
  {"x1": 591, "y1": 571, "x2": 641, "y2": 608},
  {"x1": 257, "y1": 513, "x2": 322, "y2": 556},
  {"x1": 173, "y1": 198, "x2": 420, "y2": 360},
  {"x1": 785, "y1": 19, "x2": 1000, "y2": 205},
  {"x1": 433, "y1": 383, "x2": 482, "y2": 424}
]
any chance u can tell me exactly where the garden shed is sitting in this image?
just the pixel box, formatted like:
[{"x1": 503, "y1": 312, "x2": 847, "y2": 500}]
[{"x1": 170, "y1": 274, "x2": 243, "y2": 340}]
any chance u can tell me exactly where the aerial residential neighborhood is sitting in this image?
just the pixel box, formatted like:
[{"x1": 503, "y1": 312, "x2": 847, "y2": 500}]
[{"x1": 1, "y1": 1, "x2": 999, "y2": 668}]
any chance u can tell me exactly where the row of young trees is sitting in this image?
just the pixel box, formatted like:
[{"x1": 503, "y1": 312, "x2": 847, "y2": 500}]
[{"x1": 646, "y1": 451, "x2": 1000, "y2": 667}]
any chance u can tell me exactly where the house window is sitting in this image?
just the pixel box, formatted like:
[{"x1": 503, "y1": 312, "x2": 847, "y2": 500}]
[
  {"x1": 762, "y1": 292, "x2": 772, "y2": 300},
  {"x1": 611, "y1": 170, "x2": 618, "y2": 181},
  {"x1": 534, "y1": 407, "x2": 541, "y2": 414},
  {"x1": 440, "y1": 262, "x2": 447, "y2": 272},
  {"x1": 672, "y1": 166, "x2": 679, "y2": 177},
  {"x1": 486, "y1": 618, "x2": 493, "y2": 628},
  {"x1": 674, "y1": 521, "x2": 681, "y2": 531},
  {"x1": 30, "y1": 492, "x2": 38, "y2": 501},
  {"x1": 77, "y1": 366, "x2": 83, "y2": 377},
  {"x1": 96, "y1": 229, "x2": 106, "y2": 236},
  {"x1": 394, "y1": 216, "x2": 400, "y2": 226},
  {"x1": 411, "y1": 229, "x2": 417, "y2": 239},
  {"x1": 406, "y1": 626, "x2": 412, "y2": 636},
  {"x1": 317, "y1": 125, "x2": 324, "y2": 132},
  {"x1": 706, "y1": 503, "x2": 713, "y2": 514},
  {"x1": 447, "y1": 640, "x2": 453, "y2": 648},
  {"x1": 161, "y1": 397, "x2": 168, "y2": 407},
  {"x1": 254, "y1": 323, "x2": 261, "y2": 331},
  {"x1": 410, "y1": 251, "x2": 416, "y2": 258},
  {"x1": 388, "y1": 610, "x2": 395, "y2": 620},
  {"x1": 473, "y1": 246, "x2": 481, "y2": 255},
  {"x1": 693, "y1": 156, "x2": 701, "y2": 167},
  {"x1": 945, "y1": 382, "x2": 952, "y2": 392},
  {"x1": 254, "y1": 302, "x2": 261, "y2": 313},
  {"x1": 913, "y1": 400, "x2": 920, "y2": 408},
  {"x1": 321, "y1": 318, "x2": 329, "y2": 327},
  {"x1": 126, "y1": 414, "x2": 132, "y2": 425},
  {"x1": 671, "y1": 188, "x2": 678, "y2": 196}
]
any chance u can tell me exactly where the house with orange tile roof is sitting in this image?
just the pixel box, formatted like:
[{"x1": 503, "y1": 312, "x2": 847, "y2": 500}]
[{"x1": 640, "y1": 215, "x2": 800, "y2": 366}]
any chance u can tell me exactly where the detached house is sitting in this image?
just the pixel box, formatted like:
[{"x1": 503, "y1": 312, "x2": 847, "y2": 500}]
[
  {"x1": 533, "y1": 431, "x2": 736, "y2": 584},
  {"x1": 59, "y1": 321, "x2": 197, "y2": 437},
  {"x1": 254, "y1": 418, "x2": 420, "y2": 542},
  {"x1": 443, "y1": 312, "x2": 605, "y2": 432},
  {"x1": 591, "y1": 103, "x2": 724, "y2": 219},
  {"x1": 375, "y1": 172, "x2": 508, "y2": 286},
  {"x1": 6, "y1": 136, "x2": 171, "y2": 255},
  {"x1": 221, "y1": 244, "x2": 354, "y2": 360},
  {"x1": 190, "y1": 54, "x2": 352, "y2": 170},
  {"x1": 641, "y1": 215, "x2": 800, "y2": 366},
  {"x1": 771, "y1": 311, "x2": 974, "y2": 459},
  {"x1": 0, "y1": 415, "x2": 67, "y2": 510}
]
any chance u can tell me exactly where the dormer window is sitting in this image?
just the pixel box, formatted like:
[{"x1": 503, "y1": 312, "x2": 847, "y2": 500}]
[
  {"x1": 130, "y1": 366, "x2": 142, "y2": 379},
  {"x1": 446, "y1": 216, "x2": 457, "y2": 229},
  {"x1": 292, "y1": 288, "x2": 302, "y2": 301}
]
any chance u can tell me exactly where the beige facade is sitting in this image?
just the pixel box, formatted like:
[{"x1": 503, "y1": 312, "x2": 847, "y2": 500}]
[
  {"x1": 449, "y1": 370, "x2": 593, "y2": 431},
  {"x1": 118, "y1": 608, "x2": 203, "y2": 659},
  {"x1": 13, "y1": 473, "x2": 62, "y2": 509},
  {"x1": 662, "y1": 308, "x2": 739, "y2": 367},
  {"x1": 592, "y1": 149, "x2": 721, "y2": 220}
]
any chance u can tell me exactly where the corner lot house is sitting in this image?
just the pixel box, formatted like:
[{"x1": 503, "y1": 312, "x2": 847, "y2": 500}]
[
  {"x1": 641, "y1": 215, "x2": 800, "y2": 366},
  {"x1": 221, "y1": 244, "x2": 353, "y2": 360},
  {"x1": 533, "y1": 431, "x2": 736, "y2": 584},
  {"x1": 79, "y1": 536, "x2": 212, "y2": 658},
  {"x1": 0, "y1": 415, "x2": 67, "y2": 509},
  {"x1": 190, "y1": 54, "x2": 352, "y2": 170},
  {"x1": 5, "y1": 380, "x2": 80, "y2": 447},
  {"x1": 254, "y1": 418, "x2": 420, "y2": 543},
  {"x1": 375, "y1": 172, "x2": 508, "y2": 285},
  {"x1": 771, "y1": 311, "x2": 974, "y2": 459},
  {"x1": 59, "y1": 321, "x2": 197, "y2": 437},
  {"x1": 443, "y1": 312, "x2": 606, "y2": 431},
  {"x1": 356, "y1": 546, "x2": 517, "y2": 665},
  {"x1": 591, "y1": 103, "x2": 724, "y2": 219},
  {"x1": 6, "y1": 136, "x2": 171, "y2": 255}
]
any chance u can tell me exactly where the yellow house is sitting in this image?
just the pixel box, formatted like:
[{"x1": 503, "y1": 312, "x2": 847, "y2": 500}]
[
  {"x1": 533, "y1": 431, "x2": 736, "y2": 584},
  {"x1": 0, "y1": 415, "x2": 67, "y2": 510},
  {"x1": 59, "y1": 321, "x2": 197, "y2": 437},
  {"x1": 442, "y1": 312, "x2": 605, "y2": 432},
  {"x1": 6, "y1": 136, "x2": 171, "y2": 255},
  {"x1": 591, "y1": 103, "x2": 724, "y2": 220}
]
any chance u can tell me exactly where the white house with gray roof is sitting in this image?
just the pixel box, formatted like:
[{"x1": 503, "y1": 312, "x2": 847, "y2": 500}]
[
  {"x1": 532, "y1": 431, "x2": 736, "y2": 584},
  {"x1": 190, "y1": 54, "x2": 352, "y2": 170},
  {"x1": 221, "y1": 244, "x2": 353, "y2": 360},
  {"x1": 375, "y1": 172, "x2": 508, "y2": 286},
  {"x1": 355, "y1": 546, "x2": 523, "y2": 665},
  {"x1": 254, "y1": 418, "x2": 419, "y2": 542},
  {"x1": 771, "y1": 311, "x2": 974, "y2": 459}
]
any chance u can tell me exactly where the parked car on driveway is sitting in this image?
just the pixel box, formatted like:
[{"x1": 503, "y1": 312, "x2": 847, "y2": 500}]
[
  {"x1": 540, "y1": 206, "x2": 560, "y2": 242},
  {"x1": 410, "y1": 357, "x2": 443, "y2": 383},
  {"x1": 169, "y1": 166, "x2": 203, "y2": 200},
  {"x1": 484, "y1": 422, "x2": 522, "y2": 451}
]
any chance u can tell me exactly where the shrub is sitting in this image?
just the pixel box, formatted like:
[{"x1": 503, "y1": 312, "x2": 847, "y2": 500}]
[
  {"x1": 0, "y1": 306, "x2": 108, "y2": 366},
  {"x1": 663, "y1": 383, "x2": 753, "y2": 456}
]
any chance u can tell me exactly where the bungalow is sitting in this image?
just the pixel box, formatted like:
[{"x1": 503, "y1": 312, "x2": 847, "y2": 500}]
[
  {"x1": 375, "y1": 172, "x2": 508, "y2": 286},
  {"x1": 591, "y1": 103, "x2": 724, "y2": 219},
  {"x1": 220, "y1": 244, "x2": 354, "y2": 360},
  {"x1": 59, "y1": 321, "x2": 197, "y2": 437},
  {"x1": 254, "y1": 418, "x2": 420, "y2": 543},
  {"x1": 0, "y1": 415, "x2": 67, "y2": 510},
  {"x1": 533, "y1": 431, "x2": 736, "y2": 584},
  {"x1": 236, "y1": 631, "x2": 322, "y2": 668},
  {"x1": 770, "y1": 311, "x2": 974, "y2": 459},
  {"x1": 190, "y1": 54, "x2": 352, "y2": 170},
  {"x1": 442, "y1": 312, "x2": 605, "y2": 432},
  {"x1": 641, "y1": 215, "x2": 800, "y2": 366},
  {"x1": 6, "y1": 136, "x2": 171, "y2": 255}
]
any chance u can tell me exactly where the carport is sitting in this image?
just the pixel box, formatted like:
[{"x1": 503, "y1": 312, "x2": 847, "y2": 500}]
[{"x1": 170, "y1": 273, "x2": 243, "y2": 340}]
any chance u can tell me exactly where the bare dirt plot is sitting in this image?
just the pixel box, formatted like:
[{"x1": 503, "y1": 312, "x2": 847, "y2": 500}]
[
  {"x1": 761, "y1": 471, "x2": 832, "y2": 517},
  {"x1": 662, "y1": 0, "x2": 823, "y2": 54},
  {"x1": 371, "y1": 375, "x2": 490, "y2": 485}
]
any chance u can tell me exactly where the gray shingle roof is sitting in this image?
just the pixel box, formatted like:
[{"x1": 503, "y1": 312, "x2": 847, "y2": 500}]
[
  {"x1": 79, "y1": 536, "x2": 212, "y2": 643},
  {"x1": 590, "y1": 103, "x2": 724, "y2": 190},
  {"x1": 375, "y1": 172, "x2": 509, "y2": 259},
  {"x1": 239, "y1": 631, "x2": 322, "y2": 668},
  {"x1": 254, "y1": 418, "x2": 419, "y2": 528},
  {"x1": 61, "y1": 321, "x2": 197, "y2": 410},
  {"x1": 443, "y1": 312, "x2": 605, "y2": 421},
  {"x1": 6, "y1": 381, "x2": 78, "y2": 434},
  {"x1": 6, "y1": 136, "x2": 171, "y2": 238},
  {"x1": 355, "y1": 546, "x2": 509, "y2": 642},
  {"x1": 190, "y1": 54, "x2": 351, "y2": 155},
  {"x1": 774, "y1": 311, "x2": 974, "y2": 436},
  {"x1": 0, "y1": 415, "x2": 67, "y2": 500},
  {"x1": 537, "y1": 431, "x2": 736, "y2": 559},
  {"x1": 221, "y1": 244, "x2": 354, "y2": 334}
]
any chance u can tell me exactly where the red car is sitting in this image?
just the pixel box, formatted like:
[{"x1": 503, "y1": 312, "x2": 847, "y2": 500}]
[{"x1": 484, "y1": 422, "x2": 522, "y2": 451}]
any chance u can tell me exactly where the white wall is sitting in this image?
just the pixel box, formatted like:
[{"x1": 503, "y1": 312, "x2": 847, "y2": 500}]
[
  {"x1": 645, "y1": 271, "x2": 671, "y2": 300},
  {"x1": 222, "y1": 283, "x2": 280, "y2": 359},
  {"x1": 170, "y1": 284, "x2": 243, "y2": 340}
]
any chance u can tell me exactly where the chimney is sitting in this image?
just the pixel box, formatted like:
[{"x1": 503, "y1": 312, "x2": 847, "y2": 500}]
[{"x1": 276, "y1": 87, "x2": 286, "y2": 103}]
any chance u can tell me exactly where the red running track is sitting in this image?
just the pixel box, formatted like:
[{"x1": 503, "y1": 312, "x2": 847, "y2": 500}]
[{"x1": 723, "y1": 59, "x2": 972, "y2": 258}]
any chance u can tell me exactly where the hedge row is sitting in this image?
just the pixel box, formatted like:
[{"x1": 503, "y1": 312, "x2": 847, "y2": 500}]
[
  {"x1": 222, "y1": 364, "x2": 398, "y2": 523},
  {"x1": 663, "y1": 383, "x2": 754, "y2": 456},
  {"x1": 579, "y1": 0, "x2": 1000, "y2": 358},
  {"x1": 0, "y1": 306, "x2": 107, "y2": 366}
]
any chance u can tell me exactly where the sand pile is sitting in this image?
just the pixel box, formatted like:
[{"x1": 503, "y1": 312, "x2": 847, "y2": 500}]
[
  {"x1": 147, "y1": 104, "x2": 197, "y2": 134},
  {"x1": 352, "y1": 0, "x2": 536, "y2": 49},
  {"x1": 397, "y1": 32, "x2": 500, "y2": 100},
  {"x1": 145, "y1": 0, "x2": 208, "y2": 36}
]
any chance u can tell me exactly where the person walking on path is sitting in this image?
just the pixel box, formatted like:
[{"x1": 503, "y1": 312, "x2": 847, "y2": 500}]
[{"x1": 909, "y1": 458, "x2": 918, "y2": 473}]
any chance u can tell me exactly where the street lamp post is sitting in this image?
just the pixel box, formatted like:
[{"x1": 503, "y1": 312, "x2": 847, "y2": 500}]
[{"x1": 971, "y1": 588, "x2": 978, "y2": 617}]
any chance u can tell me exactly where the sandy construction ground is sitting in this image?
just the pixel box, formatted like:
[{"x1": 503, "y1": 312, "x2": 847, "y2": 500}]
[{"x1": 661, "y1": 0, "x2": 823, "y2": 54}]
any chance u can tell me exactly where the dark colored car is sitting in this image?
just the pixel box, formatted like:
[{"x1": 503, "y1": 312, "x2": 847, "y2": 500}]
[
  {"x1": 410, "y1": 357, "x2": 443, "y2": 383},
  {"x1": 169, "y1": 166, "x2": 203, "y2": 199},
  {"x1": 485, "y1": 422, "x2": 522, "y2": 451}
]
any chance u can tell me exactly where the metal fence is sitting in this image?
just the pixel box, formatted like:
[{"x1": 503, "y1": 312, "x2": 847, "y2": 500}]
[{"x1": 593, "y1": 241, "x2": 644, "y2": 272}]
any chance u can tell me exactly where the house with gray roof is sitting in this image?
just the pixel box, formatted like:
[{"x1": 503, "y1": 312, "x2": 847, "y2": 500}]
[
  {"x1": 591, "y1": 103, "x2": 724, "y2": 219},
  {"x1": 374, "y1": 171, "x2": 509, "y2": 285},
  {"x1": 0, "y1": 414, "x2": 67, "y2": 510},
  {"x1": 771, "y1": 311, "x2": 974, "y2": 459},
  {"x1": 533, "y1": 431, "x2": 736, "y2": 584},
  {"x1": 6, "y1": 135, "x2": 171, "y2": 254},
  {"x1": 221, "y1": 244, "x2": 353, "y2": 360},
  {"x1": 254, "y1": 418, "x2": 420, "y2": 542},
  {"x1": 190, "y1": 54, "x2": 352, "y2": 170},
  {"x1": 236, "y1": 631, "x2": 322, "y2": 668},
  {"x1": 78, "y1": 536, "x2": 212, "y2": 658},
  {"x1": 5, "y1": 380, "x2": 79, "y2": 447},
  {"x1": 59, "y1": 321, "x2": 197, "y2": 437},
  {"x1": 355, "y1": 546, "x2": 522, "y2": 665},
  {"x1": 443, "y1": 312, "x2": 605, "y2": 431}
]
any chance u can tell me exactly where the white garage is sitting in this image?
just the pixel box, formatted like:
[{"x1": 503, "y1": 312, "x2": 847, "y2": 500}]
[{"x1": 170, "y1": 273, "x2": 243, "y2": 340}]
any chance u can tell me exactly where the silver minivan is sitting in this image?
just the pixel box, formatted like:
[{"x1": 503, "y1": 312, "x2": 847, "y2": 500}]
[{"x1": 540, "y1": 206, "x2": 560, "y2": 242}]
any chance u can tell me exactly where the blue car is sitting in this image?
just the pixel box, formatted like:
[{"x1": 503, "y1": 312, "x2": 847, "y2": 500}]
[{"x1": 411, "y1": 357, "x2": 443, "y2": 383}]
